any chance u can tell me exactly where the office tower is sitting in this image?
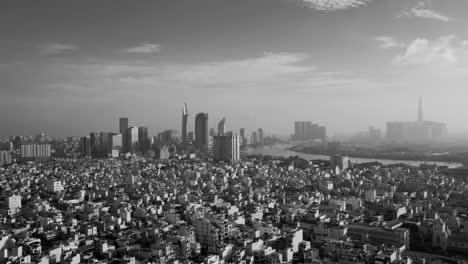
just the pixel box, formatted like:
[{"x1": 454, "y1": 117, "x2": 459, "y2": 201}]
[
  {"x1": 195, "y1": 113, "x2": 209, "y2": 150},
  {"x1": 90, "y1": 132, "x2": 112, "y2": 158},
  {"x1": 418, "y1": 97, "x2": 423, "y2": 122},
  {"x1": 257, "y1": 128, "x2": 264, "y2": 145},
  {"x1": 80, "y1": 136, "x2": 91, "y2": 157},
  {"x1": 213, "y1": 135, "x2": 241, "y2": 162},
  {"x1": 124, "y1": 127, "x2": 139, "y2": 154},
  {"x1": 318, "y1": 126, "x2": 326, "y2": 140},
  {"x1": 240, "y1": 128, "x2": 247, "y2": 146},
  {"x1": 182, "y1": 103, "x2": 189, "y2": 144},
  {"x1": 188, "y1": 132, "x2": 194, "y2": 143},
  {"x1": 0, "y1": 151, "x2": 12, "y2": 166},
  {"x1": 218, "y1": 118, "x2": 226, "y2": 135},
  {"x1": 330, "y1": 155, "x2": 350, "y2": 171},
  {"x1": 138, "y1": 127, "x2": 149, "y2": 154},
  {"x1": 119, "y1": 117, "x2": 129, "y2": 134},
  {"x1": 20, "y1": 144, "x2": 51, "y2": 162},
  {"x1": 252, "y1": 131, "x2": 258, "y2": 144},
  {"x1": 209, "y1": 128, "x2": 216, "y2": 137}
]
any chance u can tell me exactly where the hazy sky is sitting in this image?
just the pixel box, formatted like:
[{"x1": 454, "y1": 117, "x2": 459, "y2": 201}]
[{"x1": 2, "y1": 0, "x2": 468, "y2": 137}]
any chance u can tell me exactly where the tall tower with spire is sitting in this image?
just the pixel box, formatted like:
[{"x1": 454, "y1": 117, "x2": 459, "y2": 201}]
[
  {"x1": 418, "y1": 97, "x2": 423, "y2": 122},
  {"x1": 182, "y1": 103, "x2": 189, "y2": 144},
  {"x1": 218, "y1": 118, "x2": 226, "y2": 135}
]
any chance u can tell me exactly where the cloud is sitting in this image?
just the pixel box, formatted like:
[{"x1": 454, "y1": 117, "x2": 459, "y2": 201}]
[
  {"x1": 81, "y1": 52, "x2": 372, "y2": 97},
  {"x1": 393, "y1": 35, "x2": 468, "y2": 66},
  {"x1": 375, "y1": 36, "x2": 405, "y2": 49},
  {"x1": 295, "y1": 0, "x2": 371, "y2": 11},
  {"x1": 397, "y1": 1, "x2": 451, "y2": 22},
  {"x1": 40, "y1": 43, "x2": 77, "y2": 55},
  {"x1": 124, "y1": 43, "x2": 161, "y2": 54}
]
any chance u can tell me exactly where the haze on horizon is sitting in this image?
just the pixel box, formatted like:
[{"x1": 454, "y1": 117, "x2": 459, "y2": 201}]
[{"x1": 2, "y1": 0, "x2": 468, "y2": 138}]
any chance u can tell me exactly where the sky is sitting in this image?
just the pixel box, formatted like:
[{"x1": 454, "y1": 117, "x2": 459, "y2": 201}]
[{"x1": 2, "y1": 0, "x2": 468, "y2": 137}]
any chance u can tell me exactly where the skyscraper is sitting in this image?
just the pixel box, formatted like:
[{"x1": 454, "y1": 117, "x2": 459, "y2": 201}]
[
  {"x1": 252, "y1": 131, "x2": 258, "y2": 144},
  {"x1": 195, "y1": 113, "x2": 209, "y2": 150},
  {"x1": 188, "y1": 132, "x2": 194, "y2": 143},
  {"x1": 80, "y1": 136, "x2": 91, "y2": 157},
  {"x1": 124, "y1": 127, "x2": 139, "y2": 154},
  {"x1": 294, "y1": 121, "x2": 326, "y2": 141},
  {"x1": 138, "y1": 127, "x2": 149, "y2": 154},
  {"x1": 112, "y1": 134, "x2": 122, "y2": 151},
  {"x1": 182, "y1": 103, "x2": 189, "y2": 144},
  {"x1": 209, "y1": 128, "x2": 216, "y2": 137},
  {"x1": 213, "y1": 135, "x2": 241, "y2": 162},
  {"x1": 257, "y1": 128, "x2": 264, "y2": 145},
  {"x1": 119, "y1": 117, "x2": 129, "y2": 134},
  {"x1": 90, "y1": 132, "x2": 112, "y2": 158},
  {"x1": 240, "y1": 128, "x2": 247, "y2": 146},
  {"x1": 218, "y1": 117, "x2": 226, "y2": 135},
  {"x1": 294, "y1": 121, "x2": 312, "y2": 141}
]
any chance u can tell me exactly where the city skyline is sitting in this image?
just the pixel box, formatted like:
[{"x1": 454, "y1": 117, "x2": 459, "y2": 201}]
[{"x1": 2, "y1": 0, "x2": 468, "y2": 137}]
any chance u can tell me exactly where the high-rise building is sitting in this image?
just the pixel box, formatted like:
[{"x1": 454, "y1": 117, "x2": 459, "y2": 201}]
[
  {"x1": 80, "y1": 136, "x2": 91, "y2": 157},
  {"x1": 112, "y1": 134, "x2": 122, "y2": 151},
  {"x1": 209, "y1": 128, "x2": 216, "y2": 137},
  {"x1": 182, "y1": 103, "x2": 189, "y2": 144},
  {"x1": 252, "y1": 131, "x2": 258, "y2": 144},
  {"x1": 195, "y1": 113, "x2": 209, "y2": 150},
  {"x1": 294, "y1": 121, "x2": 311, "y2": 141},
  {"x1": 213, "y1": 135, "x2": 241, "y2": 162},
  {"x1": 20, "y1": 144, "x2": 51, "y2": 162},
  {"x1": 90, "y1": 132, "x2": 112, "y2": 158},
  {"x1": 294, "y1": 121, "x2": 326, "y2": 141},
  {"x1": 368, "y1": 127, "x2": 382, "y2": 140},
  {"x1": 218, "y1": 118, "x2": 226, "y2": 135},
  {"x1": 239, "y1": 128, "x2": 247, "y2": 146},
  {"x1": 124, "y1": 127, "x2": 139, "y2": 154},
  {"x1": 119, "y1": 117, "x2": 129, "y2": 134},
  {"x1": 257, "y1": 128, "x2": 264, "y2": 145},
  {"x1": 138, "y1": 127, "x2": 149, "y2": 154},
  {"x1": 13, "y1": 136, "x2": 21, "y2": 150},
  {"x1": 188, "y1": 132, "x2": 194, "y2": 143},
  {"x1": 318, "y1": 126, "x2": 326, "y2": 140}
]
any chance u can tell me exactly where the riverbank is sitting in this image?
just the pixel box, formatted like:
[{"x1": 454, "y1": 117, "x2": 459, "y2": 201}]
[
  {"x1": 291, "y1": 145, "x2": 468, "y2": 164},
  {"x1": 244, "y1": 144, "x2": 463, "y2": 168}
]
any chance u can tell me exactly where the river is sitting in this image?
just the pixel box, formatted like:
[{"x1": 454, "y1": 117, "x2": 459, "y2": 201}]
[{"x1": 244, "y1": 144, "x2": 463, "y2": 168}]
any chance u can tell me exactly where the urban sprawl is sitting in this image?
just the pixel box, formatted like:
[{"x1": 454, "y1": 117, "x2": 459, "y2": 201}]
[{"x1": 0, "y1": 103, "x2": 467, "y2": 264}]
